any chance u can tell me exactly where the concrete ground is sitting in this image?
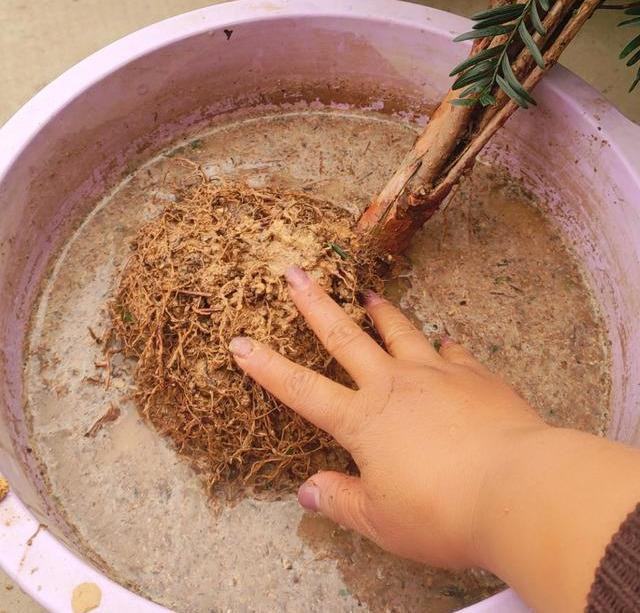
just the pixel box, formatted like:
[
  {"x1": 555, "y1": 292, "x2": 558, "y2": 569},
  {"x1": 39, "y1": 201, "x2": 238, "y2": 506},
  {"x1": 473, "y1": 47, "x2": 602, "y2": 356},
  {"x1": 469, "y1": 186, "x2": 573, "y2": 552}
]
[
  {"x1": 1, "y1": 0, "x2": 638, "y2": 126},
  {"x1": 0, "y1": 1, "x2": 637, "y2": 612}
]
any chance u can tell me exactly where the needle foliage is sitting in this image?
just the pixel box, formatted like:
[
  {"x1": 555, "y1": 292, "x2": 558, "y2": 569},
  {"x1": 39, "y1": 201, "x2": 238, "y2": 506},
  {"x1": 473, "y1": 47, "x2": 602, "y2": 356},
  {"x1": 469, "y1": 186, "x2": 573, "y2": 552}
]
[{"x1": 451, "y1": 0, "x2": 640, "y2": 108}]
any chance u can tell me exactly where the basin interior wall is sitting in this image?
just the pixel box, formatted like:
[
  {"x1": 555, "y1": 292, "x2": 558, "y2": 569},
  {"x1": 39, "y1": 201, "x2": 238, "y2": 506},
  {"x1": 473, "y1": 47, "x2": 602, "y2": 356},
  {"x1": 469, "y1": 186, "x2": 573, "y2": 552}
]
[{"x1": 0, "y1": 0, "x2": 639, "y2": 595}]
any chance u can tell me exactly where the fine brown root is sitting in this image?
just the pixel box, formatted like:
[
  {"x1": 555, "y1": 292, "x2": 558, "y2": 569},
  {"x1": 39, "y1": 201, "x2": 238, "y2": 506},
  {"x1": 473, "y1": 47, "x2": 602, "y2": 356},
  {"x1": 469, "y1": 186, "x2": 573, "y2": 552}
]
[
  {"x1": 84, "y1": 404, "x2": 121, "y2": 438},
  {"x1": 110, "y1": 174, "x2": 384, "y2": 493}
]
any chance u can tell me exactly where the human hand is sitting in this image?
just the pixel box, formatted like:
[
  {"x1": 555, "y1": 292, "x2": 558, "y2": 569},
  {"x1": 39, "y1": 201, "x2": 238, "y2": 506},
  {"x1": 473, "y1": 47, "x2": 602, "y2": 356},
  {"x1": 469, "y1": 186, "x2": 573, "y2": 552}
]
[{"x1": 229, "y1": 265, "x2": 547, "y2": 570}]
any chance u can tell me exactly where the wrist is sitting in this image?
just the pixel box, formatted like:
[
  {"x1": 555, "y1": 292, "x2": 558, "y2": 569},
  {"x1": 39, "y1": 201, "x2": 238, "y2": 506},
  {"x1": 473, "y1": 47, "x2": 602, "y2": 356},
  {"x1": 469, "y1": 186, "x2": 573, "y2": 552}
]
[
  {"x1": 469, "y1": 423, "x2": 556, "y2": 572},
  {"x1": 470, "y1": 425, "x2": 640, "y2": 613}
]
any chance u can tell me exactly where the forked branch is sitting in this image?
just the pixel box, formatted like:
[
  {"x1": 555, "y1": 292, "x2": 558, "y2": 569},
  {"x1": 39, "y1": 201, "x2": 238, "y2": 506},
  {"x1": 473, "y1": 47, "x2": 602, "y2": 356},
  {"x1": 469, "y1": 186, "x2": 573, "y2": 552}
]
[{"x1": 358, "y1": 0, "x2": 602, "y2": 253}]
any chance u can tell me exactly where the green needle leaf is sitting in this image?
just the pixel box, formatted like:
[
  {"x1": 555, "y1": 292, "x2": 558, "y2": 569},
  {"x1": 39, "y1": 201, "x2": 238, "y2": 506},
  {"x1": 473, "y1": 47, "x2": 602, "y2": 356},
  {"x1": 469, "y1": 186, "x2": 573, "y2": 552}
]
[
  {"x1": 620, "y1": 32, "x2": 640, "y2": 59},
  {"x1": 537, "y1": 0, "x2": 550, "y2": 11},
  {"x1": 453, "y1": 68, "x2": 495, "y2": 90},
  {"x1": 456, "y1": 58, "x2": 496, "y2": 77},
  {"x1": 459, "y1": 78, "x2": 493, "y2": 98},
  {"x1": 496, "y1": 75, "x2": 530, "y2": 108},
  {"x1": 617, "y1": 5, "x2": 640, "y2": 91},
  {"x1": 451, "y1": 98, "x2": 479, "y2": 107},
  {"x1": 627, "y1": 48, "x2": 640, "y2": 66},
  {"x1": 471, "y1": 4, "x2": 525, "y2": 21},
  {"x1": 518, "y1": 22, "x2": 545, "y2": 68},
  {"x1": 453, "y1": 25, "x2": 513, "y2": 42},
  {"x1": 479, "y1": 92, "x2": 497, "y2": 106},
  {"x1": 619, "y1": 16, "x2": 640, "y2": 27},
  {"x1": 449, "y1": 45, "x2": 504, "y2": 76},
  {"x1": 473, "y1": 10, "x2": 525, "y2": 29},
  {"x1": 501, "y1": 54, "x2": 537, "y2": 105},
  {"x1": 530, "y1": 2, "x2": 547, "y2": 36}
]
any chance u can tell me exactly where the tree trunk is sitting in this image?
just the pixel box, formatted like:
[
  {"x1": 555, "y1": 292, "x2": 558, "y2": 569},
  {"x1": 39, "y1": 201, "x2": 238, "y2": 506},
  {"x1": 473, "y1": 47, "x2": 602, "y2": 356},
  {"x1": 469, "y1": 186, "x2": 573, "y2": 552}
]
[{"x1": 358, "y1": 0, "x2": 602, "y2": 254}]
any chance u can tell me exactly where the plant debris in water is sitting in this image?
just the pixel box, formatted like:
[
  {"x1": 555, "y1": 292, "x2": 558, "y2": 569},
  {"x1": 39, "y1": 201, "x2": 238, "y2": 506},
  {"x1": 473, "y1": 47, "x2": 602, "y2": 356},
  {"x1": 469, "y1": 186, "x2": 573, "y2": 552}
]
[
  {"x1": 109, "y1": 173, "x2": 384, "y2": 492},
  {"x1": 84, "y1": 404, "x2": 121, "y2": 438}
]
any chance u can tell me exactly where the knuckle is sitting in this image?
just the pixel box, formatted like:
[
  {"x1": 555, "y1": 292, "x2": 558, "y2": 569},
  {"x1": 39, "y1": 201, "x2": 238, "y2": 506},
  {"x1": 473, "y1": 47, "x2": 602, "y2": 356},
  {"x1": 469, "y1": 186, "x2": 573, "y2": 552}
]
[
  {"x1": 331, "y1": 403, "x2": 359, "y2": 442},
  {"x1": 335, "y1": 488, "x2": 379, "y2": 542},
  {"x1": 356, "y1": 380, "x2": 393, "y2": 420},
  {"x1": 324, "y1": 319, "x2": 360, "y2": 356},
  {"x1": 383, "y1": 321, "x2": 417, "y2": 348},
  {"x1": 284, "y1": 368, "x2": 317, "y2": 402}
]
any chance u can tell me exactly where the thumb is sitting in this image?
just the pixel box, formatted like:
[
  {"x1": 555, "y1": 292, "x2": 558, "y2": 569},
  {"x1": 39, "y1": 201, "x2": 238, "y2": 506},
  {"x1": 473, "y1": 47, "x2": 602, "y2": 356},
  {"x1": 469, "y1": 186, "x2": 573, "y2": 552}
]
[{"x1": 298, "y1": 472, "x2": 379, "y2": 543}]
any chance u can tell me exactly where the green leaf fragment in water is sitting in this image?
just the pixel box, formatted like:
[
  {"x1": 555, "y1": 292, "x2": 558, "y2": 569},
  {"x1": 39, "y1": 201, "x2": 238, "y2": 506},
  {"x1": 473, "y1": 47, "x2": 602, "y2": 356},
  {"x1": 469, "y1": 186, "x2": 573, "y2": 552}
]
[{"x1": 329, "y1": 243, "x2": 350, "y2": 260}]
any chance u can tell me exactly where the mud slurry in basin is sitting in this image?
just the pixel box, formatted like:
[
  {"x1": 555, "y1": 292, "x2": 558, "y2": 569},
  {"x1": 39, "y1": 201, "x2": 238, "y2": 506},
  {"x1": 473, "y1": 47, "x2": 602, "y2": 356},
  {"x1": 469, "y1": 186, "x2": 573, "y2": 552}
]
[{"x1": 24, "y1": 108, "x2": 610, "y2": 613}]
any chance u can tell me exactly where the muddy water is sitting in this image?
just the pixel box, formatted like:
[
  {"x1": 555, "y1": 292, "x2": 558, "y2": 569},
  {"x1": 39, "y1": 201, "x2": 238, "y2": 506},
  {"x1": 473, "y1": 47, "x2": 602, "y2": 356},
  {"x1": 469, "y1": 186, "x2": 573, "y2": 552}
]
[{"x1": 25, "y1": 108, "x2": 609, "y2": 613}]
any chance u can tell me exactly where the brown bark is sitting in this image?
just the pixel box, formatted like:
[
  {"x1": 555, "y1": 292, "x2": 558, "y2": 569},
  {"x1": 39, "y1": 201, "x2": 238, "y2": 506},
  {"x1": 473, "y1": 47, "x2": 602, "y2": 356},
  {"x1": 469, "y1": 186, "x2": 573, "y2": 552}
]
[
  {"x1": 358, "y1": 0, "x2": 601, "y2": 254},
  {"x1": 427, "y1": 0, "x2": 601, "y2": 207},
  {"x1": 356, "y1": 88, "x2": 475, "y2": 240},
  {"x1": 357, "y1": 38, "x2": 500, "y2": 243}
]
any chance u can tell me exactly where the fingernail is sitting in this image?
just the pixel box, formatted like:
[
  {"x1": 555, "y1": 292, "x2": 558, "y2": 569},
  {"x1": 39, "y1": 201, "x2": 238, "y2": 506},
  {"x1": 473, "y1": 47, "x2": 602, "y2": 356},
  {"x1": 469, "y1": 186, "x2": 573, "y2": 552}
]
[
  {"x1": 362, "y1": 289, "x2": 384, "y2": 307},
  {"x1": 229, "y1": 336, "x2": 254, "y2": 358},
  {"x1": 441, "y1": 335, "x2": 455, "y2": 348},
  {"x1": 297, "y1": 480, "x2": 320, "y2": 512},
  {"x1": 285, "y1": 265, "x2": 310, "y2": 290}
]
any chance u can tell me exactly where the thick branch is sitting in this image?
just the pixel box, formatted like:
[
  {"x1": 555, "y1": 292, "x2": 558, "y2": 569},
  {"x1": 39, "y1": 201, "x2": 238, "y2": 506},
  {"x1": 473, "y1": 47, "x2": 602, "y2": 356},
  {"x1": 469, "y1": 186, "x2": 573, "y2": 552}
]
[
  {"x1": 358, "y1": 37, "x2": 502, "y2": 235},
  {"x1": 359, "y1": 0, "x2": 601, "y2": 253},
  {"x1": 357, "y1": 88, "x2": 476, "y2": 233},
  {"x1": 599, "y1": 3, "x2": 638, "y2": 9}
]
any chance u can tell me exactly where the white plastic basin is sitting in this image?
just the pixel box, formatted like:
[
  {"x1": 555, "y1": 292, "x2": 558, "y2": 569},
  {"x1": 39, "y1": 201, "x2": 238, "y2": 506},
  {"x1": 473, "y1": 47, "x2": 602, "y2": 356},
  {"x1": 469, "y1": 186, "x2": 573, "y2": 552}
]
[{"x1": 0, "y1": 1, "x2": 639, "y2": 611}]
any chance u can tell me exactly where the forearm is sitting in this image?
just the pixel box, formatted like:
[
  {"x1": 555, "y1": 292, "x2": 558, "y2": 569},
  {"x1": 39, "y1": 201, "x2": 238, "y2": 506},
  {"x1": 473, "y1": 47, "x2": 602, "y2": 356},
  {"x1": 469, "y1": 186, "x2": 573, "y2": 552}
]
[{"x1": 475, "y1": 427, "x2": 640, "y2": 613}]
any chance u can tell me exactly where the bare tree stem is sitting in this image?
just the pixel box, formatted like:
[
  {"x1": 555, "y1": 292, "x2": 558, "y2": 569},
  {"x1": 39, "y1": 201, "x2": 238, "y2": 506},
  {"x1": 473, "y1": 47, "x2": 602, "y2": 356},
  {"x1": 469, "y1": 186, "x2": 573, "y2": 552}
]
[
  {"x1": 359, "y1": 0, "x2": 602, "y2": 253},
  {"x1": 427, "y1": 0, "x2": 601, "y2": 208},
  {"x1": 599, "y1": 3, "x2": 637, "y2": 9}
]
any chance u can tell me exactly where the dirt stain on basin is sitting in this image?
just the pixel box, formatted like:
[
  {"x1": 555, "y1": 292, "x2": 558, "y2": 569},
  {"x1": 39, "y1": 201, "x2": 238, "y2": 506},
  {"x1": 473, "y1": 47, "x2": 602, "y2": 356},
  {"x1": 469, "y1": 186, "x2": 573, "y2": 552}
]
[
  {"x1": 0, "y1": 476, "x2": 8, "y2": 502},
  {"x1": 71, "y1": 582, "x2": 102, "y2": 613}
]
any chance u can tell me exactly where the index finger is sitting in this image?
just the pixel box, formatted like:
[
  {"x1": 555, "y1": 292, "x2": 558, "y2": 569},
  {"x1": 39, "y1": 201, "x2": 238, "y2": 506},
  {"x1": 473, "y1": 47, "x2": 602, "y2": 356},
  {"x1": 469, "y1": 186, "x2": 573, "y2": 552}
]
[
  {"x1": 285, "y1": 266, "x2": 389, "y2": 385},
  {"x1": 229, "y1": 336, "x2": 355, "y2": 447}
]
